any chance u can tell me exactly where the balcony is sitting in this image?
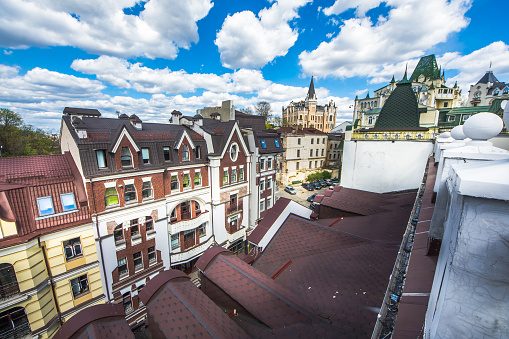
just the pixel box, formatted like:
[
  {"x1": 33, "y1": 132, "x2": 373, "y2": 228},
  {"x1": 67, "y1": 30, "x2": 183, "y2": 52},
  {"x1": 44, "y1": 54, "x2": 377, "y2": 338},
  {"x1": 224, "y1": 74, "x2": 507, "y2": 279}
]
[
  {"x1": 170, "y1": 211, "x2": 209, "y2": 234},
  {"x1": 171, "y1": 235, "x2": 214, "y2": 265},
  {"x1": 226, "y1": 202, "x2": 243, "y2": 216},
  {"x1": 227, "y1": 226, "x2": 246, "y2": 244},
  {"x1": 0, "y1": 280, "x2": 20, "y2": 301}
]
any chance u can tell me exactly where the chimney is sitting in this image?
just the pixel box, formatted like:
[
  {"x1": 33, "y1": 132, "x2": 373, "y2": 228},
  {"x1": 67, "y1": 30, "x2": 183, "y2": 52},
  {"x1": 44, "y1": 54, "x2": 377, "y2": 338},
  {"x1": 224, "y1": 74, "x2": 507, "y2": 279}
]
[{"x1": 170, "y1": 110, "x2": 182, "y2": 125}]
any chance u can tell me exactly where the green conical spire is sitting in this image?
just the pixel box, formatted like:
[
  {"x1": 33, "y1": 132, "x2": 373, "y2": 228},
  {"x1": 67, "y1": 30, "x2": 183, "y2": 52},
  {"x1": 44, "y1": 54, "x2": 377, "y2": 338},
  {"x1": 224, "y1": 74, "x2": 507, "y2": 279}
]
[
  {"x1": 365, "y1": 92, "x2": 370, "y2": 99},
  {"x1": 454, "y1": 81, "x2": 457, "y2": 88},
  {"x1": 399, "y1": 65, "x2": 411, "y2": 84},
  {"x1": 391, "y1": 75, "x2": 396, "y2": 83}
]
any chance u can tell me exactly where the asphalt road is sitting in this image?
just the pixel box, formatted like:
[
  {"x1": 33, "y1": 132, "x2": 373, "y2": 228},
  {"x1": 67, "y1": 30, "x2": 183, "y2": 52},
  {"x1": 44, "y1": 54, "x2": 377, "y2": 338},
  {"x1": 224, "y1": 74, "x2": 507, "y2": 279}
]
[{"x1": 277, "y1": 184, "x2": 330, "y2": 207}]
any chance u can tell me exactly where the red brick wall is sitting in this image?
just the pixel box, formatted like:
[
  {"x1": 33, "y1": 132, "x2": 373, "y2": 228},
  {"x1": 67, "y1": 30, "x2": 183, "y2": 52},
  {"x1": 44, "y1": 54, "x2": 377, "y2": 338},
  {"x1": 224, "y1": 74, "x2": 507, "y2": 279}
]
[
  {"x1": 88, "y1": 172, "x2": 164, "y2": 213},
  {"x1": 219, "y1": 132, "x2": 247, "y2": 188},
  {"x1": 114, "y1": 136, "x2": 139, "y2": 170}
]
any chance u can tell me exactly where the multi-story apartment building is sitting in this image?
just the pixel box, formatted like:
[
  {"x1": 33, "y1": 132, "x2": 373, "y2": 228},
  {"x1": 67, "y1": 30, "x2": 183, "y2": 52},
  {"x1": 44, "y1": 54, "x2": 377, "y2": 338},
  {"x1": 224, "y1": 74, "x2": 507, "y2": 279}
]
[
  {"x1": 60, "y1": 106, "x2": 281, "y2": 325},
  {"x1": 277, "y1": 127, "x2": 327, "y2": 185},
  {"x1": 324, "y1": 134, "x2": 344, "y2": 176},
  {"x1": 0, "y1": 154, "x2": 103, "y2": 338},
  {"x1": 467, "y1": 70, "x2": 508, "y2": 107},
  {"x1": 282, "y1": 77, "x2": 337, "y2": 133}
]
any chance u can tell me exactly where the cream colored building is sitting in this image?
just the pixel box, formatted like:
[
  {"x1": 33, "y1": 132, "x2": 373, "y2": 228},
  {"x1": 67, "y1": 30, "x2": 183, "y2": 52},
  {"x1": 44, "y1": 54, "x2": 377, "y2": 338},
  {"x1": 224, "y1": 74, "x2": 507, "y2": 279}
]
[
  {"x1": 0, "y1": 154, "x2": 104, "y2": 338},
  {"x1": 467, "y1": 70, "x2": 508, "y2": 107},
  {"x1": 282, "y1": 77, "x2": 337, "y2": 133},
  {"x1": 353, "y1": 55, "x2": 462, "y2": 130},
  {"x1": 277, "y1": 127, "x2": 328, "y2": 185}
]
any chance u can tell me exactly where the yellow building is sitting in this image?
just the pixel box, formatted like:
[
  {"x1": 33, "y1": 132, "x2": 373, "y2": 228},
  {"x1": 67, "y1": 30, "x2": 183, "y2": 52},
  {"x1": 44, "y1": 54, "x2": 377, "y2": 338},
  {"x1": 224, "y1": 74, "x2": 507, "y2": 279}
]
[
  {"x1": 0, "y1": 153, "x2": 104, "y2": 338},
  {"x1": 283, "y1": 77, "x2": 338, "y2": 133}
]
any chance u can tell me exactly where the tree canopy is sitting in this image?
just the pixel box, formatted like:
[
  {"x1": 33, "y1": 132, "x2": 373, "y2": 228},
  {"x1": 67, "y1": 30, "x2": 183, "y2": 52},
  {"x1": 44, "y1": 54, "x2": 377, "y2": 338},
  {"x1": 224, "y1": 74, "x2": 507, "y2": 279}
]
[
  {"x1": 255, "y1": 101, "x2": 271, "y2": 119},
  {"x1": 0, "y1": 108, "x2": 60, "y2": 157}
]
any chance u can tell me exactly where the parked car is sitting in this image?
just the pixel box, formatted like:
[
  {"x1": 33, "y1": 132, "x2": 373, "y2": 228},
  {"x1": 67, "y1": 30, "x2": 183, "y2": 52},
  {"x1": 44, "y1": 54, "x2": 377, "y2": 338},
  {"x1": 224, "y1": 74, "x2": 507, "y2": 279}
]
[
  {"x1": 319, "y1": 180, "x2": 326, "y2": 185},
  {"x1": 305, "y1": 184, "x2": 314, "y2": 191},
  {"x1": 314, "y1": 182, "x2": 321, "y2": 189},
  {"x1": 307, "y1": 194, "x2": 317, "y2": 202},
  {"x1": 284, "y1": 186, "x2": 296, "y2": 195},
  {"x1": 325, "y1": 179, "x2": 332, "y2": 185},
  {"x1": 331, "y1": 177, "x2": 339, "y2": 183}
]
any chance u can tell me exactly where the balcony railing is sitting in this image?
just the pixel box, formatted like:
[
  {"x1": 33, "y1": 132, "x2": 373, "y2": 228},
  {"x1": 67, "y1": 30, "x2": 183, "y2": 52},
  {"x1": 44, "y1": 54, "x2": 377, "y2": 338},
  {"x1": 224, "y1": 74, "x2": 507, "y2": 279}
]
[
  {"x1": 171, "y1": 236, "x2": 214, "y2": 265},
  {"x1": 170, "y1": 211, "x2": 209, "y2": 235},
  {"x1": 226, "y1": 202, "x2": 243, "y2": 215},
  {"x1": 0, "y1": 280, "x2": 20, "y2": 301},
  {"x1": 0, "y1": 321, "x2": 31, "y2": 338}
]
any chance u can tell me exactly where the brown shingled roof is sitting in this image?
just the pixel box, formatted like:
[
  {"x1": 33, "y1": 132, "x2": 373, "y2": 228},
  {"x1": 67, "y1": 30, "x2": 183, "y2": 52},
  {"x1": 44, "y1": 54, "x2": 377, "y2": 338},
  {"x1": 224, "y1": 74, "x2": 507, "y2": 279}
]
[{"x1": 247, "y1": 197, "x2": 291, "y2": 246}]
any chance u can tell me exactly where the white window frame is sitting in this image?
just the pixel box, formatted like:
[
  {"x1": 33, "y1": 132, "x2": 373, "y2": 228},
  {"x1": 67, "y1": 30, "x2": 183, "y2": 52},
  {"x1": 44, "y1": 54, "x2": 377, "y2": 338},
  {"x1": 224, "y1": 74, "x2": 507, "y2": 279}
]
[
  {"x1": 60, "y1": 193, "x2": 77, "y2": 212},
  {"x1": 260, "y1": 179, "x2": 265, "y2": 191},
  {"x1": 37, "y1": 196, "x2": 54, "y2": 216}
]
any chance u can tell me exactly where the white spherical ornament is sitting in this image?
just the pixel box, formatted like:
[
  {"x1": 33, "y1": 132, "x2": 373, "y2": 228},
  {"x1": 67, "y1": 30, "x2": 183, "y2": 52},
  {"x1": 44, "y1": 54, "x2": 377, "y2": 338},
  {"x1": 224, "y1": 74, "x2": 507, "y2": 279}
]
[
  {"x1": 463, "y1": 112, "x2": 503, "y2": 140},
  {"x1": 450, "y1": 125, "x2": 466, "y2": 140},
  {"x1": 438, "y1": 132, "x2": 451, "y2": 138}
]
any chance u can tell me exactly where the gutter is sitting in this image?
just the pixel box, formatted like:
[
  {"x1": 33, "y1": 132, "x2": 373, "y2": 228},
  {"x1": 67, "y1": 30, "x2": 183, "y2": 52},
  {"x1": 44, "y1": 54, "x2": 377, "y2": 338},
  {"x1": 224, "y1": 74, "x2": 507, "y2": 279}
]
[{"x1": 39, "y1": 236, "x2": 62, "y2": 326}]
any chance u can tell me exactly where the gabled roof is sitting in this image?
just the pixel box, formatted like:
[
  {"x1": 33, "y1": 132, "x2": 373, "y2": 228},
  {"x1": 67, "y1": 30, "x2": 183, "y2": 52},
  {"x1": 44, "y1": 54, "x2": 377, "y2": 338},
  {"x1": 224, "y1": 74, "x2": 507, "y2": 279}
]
[
  {"x1": 476, "y1": 71, "x2": 499, "y2": 84},
  {"x1": 63, "y1": 107, "x2": 101, "y2": 116},
  {"x1": 410, "y1": 55, "x2": 440, "y2": 82},
  {"x1": 0, "y1": 154, "x2": 74, "y2": 185},
  {"x1": 139, "y1": 269, "x2": 249, "y2": 339},
  {"x1": 109, "y1": 125, "x2": 140, "y2": 153},
  {"x1": 174, "y1": 129, "x2": 196, "y2": 150}
]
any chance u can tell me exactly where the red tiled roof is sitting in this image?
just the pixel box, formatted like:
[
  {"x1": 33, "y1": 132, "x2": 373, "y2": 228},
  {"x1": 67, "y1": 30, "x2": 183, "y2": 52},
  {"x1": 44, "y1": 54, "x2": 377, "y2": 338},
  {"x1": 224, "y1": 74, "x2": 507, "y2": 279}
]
[
  {"x1": 53, "y1": 303, "x2": 133, "y2": 339},
  {"x1": 140, "y1": 269, "x2": 249, "y2": 339},
  {"x1": 0, "y1": 154, "x2": 73, "y2": 185}
]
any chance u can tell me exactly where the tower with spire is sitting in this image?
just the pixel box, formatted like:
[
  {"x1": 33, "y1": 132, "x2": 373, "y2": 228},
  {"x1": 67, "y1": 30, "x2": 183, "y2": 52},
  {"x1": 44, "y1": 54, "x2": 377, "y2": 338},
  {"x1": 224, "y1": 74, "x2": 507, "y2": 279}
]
[{"x1": 282, "y1": 77, "x2": 337, "y2": 133}]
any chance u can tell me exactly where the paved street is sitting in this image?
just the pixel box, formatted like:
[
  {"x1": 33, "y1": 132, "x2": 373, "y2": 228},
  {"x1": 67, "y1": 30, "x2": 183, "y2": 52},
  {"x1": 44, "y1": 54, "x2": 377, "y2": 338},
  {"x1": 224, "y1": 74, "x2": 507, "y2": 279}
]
[{"x1": 277, "y1": 184, "x2": 329, "y2": 207}]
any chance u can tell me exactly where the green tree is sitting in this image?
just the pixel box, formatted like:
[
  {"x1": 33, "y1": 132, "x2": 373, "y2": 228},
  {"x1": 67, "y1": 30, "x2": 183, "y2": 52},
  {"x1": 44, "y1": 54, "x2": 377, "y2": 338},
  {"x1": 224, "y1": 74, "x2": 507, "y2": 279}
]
[
  {"x1": 255, "y1": 101, "x2": 272, "y2": 119},
  {"x1": 0, "y1": 108, "x2": 60, "y2": 157}
]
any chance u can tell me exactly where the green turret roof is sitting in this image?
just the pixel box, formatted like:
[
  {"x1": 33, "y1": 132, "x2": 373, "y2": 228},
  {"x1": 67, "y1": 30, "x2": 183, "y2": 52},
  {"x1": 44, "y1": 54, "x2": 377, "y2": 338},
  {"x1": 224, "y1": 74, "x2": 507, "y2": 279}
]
[
  {"x1": 390, "y1": 75, "x2": 396, "y2": 83},
  {"x1": 410, "y1": 54, "x2": 441, "y2": 82},
  {"x1": 365, "y1": 92, "x2": 370, "y2": 99},
  {"x1": 373, "y1": 73, "x2": 423, "y2": 130}
]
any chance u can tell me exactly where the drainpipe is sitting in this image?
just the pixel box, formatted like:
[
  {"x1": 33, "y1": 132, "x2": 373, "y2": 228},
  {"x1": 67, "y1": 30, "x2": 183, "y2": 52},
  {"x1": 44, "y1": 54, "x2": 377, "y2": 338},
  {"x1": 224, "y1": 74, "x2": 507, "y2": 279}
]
[
  {"x1": 39, "y1": 236, "x2": 62, "y2": 326},
  {"x1": 89, "y1": 178, "x2": 111, "y2": 302}
]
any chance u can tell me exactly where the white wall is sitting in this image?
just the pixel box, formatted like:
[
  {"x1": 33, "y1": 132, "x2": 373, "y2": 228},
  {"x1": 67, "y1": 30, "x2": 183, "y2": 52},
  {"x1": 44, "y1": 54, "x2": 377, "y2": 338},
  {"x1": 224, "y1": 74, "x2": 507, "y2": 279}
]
[{"x1": 341, "y1": 140, "x2": 432, "y2": 193}]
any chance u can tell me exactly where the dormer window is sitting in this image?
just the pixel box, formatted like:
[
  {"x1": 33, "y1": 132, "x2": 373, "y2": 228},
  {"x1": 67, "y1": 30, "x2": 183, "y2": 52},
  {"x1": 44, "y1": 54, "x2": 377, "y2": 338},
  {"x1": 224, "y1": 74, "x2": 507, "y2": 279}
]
[
  {"x1": 60, "y1": 193, "x2": 77, "y2": 211},
  {"x1": 494, "y1": 89, "x2": 499, "y2": 96},
  {"x1": 230, "y1": 143, "x2": 238, "y2": 162},
  {"x1": 260, "y1": 139, "x2": 266, "y2": 149},
  {"x1": 195, "y1": 146, "x2": 201, "y2": 159},
  {"x1": 121, "y1": 147, "x2": 132, "y2": 167},
  {"x1": 96, "y1": 150, "x2": 107, "y2": 168},
  {"x1": 274, "y1": 139, "x2": 280, "y2": 147},
  {"x1": 182, "y1": 145, "x2": 190, "y2": 161},
  {"x1": 504, "y1": 87, "x2": 509, "y2": 95},
  {"x1": 142, "y1": 148, "x2": 151, "y2": 164},
  {"x1": 37, "y1": 196, "x2": 54, "y2": 216}
]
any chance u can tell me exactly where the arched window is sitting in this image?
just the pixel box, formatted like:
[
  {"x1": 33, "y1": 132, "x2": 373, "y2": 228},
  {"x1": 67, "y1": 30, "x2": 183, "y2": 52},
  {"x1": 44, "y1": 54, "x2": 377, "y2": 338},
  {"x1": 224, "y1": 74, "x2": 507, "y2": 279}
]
[
  {"x1": 406, "y1": 134, "x2": 411, "y2": 140},
  {"x1": 503, "y1": 87, "x2": 509, "y2": 95},
  {"x1": 494, "y1": 89, "x2": 499, "y2": 96},
  {"x1": 0, "y1": 307, "x2": 30, "y2": 337},
  {"x1": 182, "y1": 145, "x2": 190, "y2": 161},
  {"x1": 368, "y1": 116, "x2": 373, "y2": 124},
  {"x1": 0, "y1": 264, "x2": 19, "y2": 298}
]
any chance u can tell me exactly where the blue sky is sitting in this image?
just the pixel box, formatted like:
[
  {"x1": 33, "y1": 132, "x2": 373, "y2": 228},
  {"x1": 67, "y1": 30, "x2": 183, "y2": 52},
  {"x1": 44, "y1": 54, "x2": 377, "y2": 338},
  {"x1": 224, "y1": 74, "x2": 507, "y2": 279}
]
[{"x1": 0, "y1": 0, "x2": 508, "y2": 132}]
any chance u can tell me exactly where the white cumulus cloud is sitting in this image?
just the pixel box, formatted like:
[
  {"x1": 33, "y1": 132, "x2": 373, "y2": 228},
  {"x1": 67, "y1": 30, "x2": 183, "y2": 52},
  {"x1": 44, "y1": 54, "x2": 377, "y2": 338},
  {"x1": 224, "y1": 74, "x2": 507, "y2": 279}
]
[
  {"x1": 0, "y1": 0, "x2": 213, "y2": 59},
  {"x1": 215, "y1": 0, "x2": 311, "y2": 69},
  {"x1": 301, "y1": 0, "x2": 471, "y2": 80}
]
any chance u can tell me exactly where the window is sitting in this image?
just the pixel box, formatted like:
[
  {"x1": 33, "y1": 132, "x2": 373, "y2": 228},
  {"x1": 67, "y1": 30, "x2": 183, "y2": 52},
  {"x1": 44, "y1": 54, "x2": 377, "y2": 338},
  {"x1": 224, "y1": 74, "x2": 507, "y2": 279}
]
[
  {"x1": 230, "y1": 143, "x2": 238, "y2": 161},
  {"x1": 267, "y1": 178, "x2": 272, "y2": 189},
  {"x1": 260, "y1": 139, "x2": 266, "y2": 149},
  {"x1": 148, "y1": 246, "x2": 156, "y2": 263},
  {"x1": 182, "y1": 145, "x2": 190, "y2": 161},
  {"x1": 36, "y1": 196, "x2": 55, "y2": 217},
  {"x1": 299, "y1": 115, "x2": 302, "y2": 120},
  {"x1": 171, "y1": 234, "x2": 179, "y2": 249},
  {"x1": 142, "y1": 181, "x2": 153, "y2": 199},
  {"x1": 315, "y1": 161, "x2": 317, "y2": 167},
  {"x1": 133, "y1": 252, "x2": 143, "y2": 271},
  {"x1": 114, "y1": 226, "x2": 124, "y2": 243},
  {"x1": 70, "y1": 275, "x2": 89, "y2": 298},
  {"x1": 321, "y1": 149, "x2": 324, "y2": 156},
  {"x1": 124, "y1": 184, "x2": 136, "y2": 203},
  {"x1": 447, "y1": 116, "x2": 455, "y2": 122},
  {"x1": 199, "y1": 224, "x2": 206, "y2": 237},
  {"x1": 296, "y1": 162, "x2": 300, "y2": 170},
  {"x1": 406, "y1": 134, "x2": 411, "y2": 140},
  {"x1": 368, "y1": 116, "x2": 373, "y2": 124},
  {"x1": 163, "y1": 146, "x2": 171, "y2": 161},
  {"x1": 275, "y1": 139, "x2": 280, "y2": 147},
  {"x1": 118, "y1": 258, "x2": 128, "y2": 277},
  {"x1": 145, "y1": 217, "x2": 153, "y2": 231},
  {"x1": 183, "y1": 173, "x2": 190, "y2": 188},
  {"x1": 260, "y1": 180, "x2": 265, "y2": 191},
  {"x1": 443, "y1": 102, "x2": 449, "y2": 108},
  {"x1": 223, "y1": 169, "x2": 229, "y2": 184},
  {"x1": 260, "y1": 200, "x2": 265, "y2": 212},
  {"x1": 171, "y1": 175, "x2": 179, "y2": 190},
  {"x1": 231, "y1": 168, "x2": 237, "y2": 182},
  {"x1": 267, "y1": 197, "x2": 272, "y2": 208},
  {"x1": 195, "y1": 146, "x2": 201, "y2": 160},
  {"x1": 268, "y1": 158, "x2": 272, "y2": 169},
  {"x1": 60, "y1": 193, "x2": 76, "y2": 211},
  {"x1": 130, "y1": 220, "x2": 139, "y2": 237},
  {"x1": 195, "y1": 201, "x2": 200, "y2": 213},
  {"x1": 462, "y1": 115, "x2": 470, "y2": 121},
  {"x1": 239, "y1": 168, "x2": 244, "y2": 181},
  {"x1": 320, "y1": 160, "x2": 323, "y2": 167},
  {"x1": 310, "y1": 149, "x2": 313, "y2": 157},
  {"x1": 123, "y1": 292, "x2": 132, "y2": 313},
  {"x1": 315, "y1": 149, "x2": 319, "y2": 156},
  {"x1": 309, "y1": 161, "x2": 312, "y2": 168},
  {"x1": 142, "y1": 148, "x2": 150, "y2": 164},
  {"x1": 0, "y1": 307, "x2": 31, "y2": 338},
  {"x1": 297, "y1": 150, "x2": 300, "y2": 158},
  {"x1": 298, "y1": 138, "x2": 301, "y2": 145},
  {"x1": 63, "y1": 238, "x2": 82, "y2": 261},
  {"x1": 311, "y1": 138, "x2": 314, "y2": 144},
  {"x1": 96, "y1": 150, "x2": 107, "y2": 168},
  {"x1": 194, "y1": 171, "x2": 201, "y2": 186},
  {"x1": 183, "y1": 229, "x2": 195, "y2": 248},
  {"x1": 318, "y1": 138, "x2": 321, "y2": 144},
  {"x1": 260, "y1": 159, "x2": 265, "y2": 170},
  {"x1": 121, "y1": 147, "x2": 132, "y2": 167}
]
